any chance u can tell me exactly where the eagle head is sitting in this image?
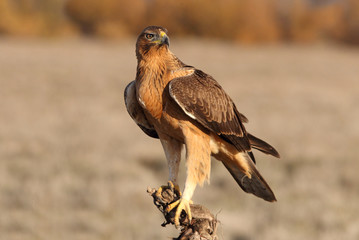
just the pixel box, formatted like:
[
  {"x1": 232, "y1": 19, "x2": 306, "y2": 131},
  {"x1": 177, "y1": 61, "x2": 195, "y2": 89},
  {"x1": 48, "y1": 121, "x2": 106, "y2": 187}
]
[{"x1": 136, "y1": 26, "x2": 169, "y2": 60}]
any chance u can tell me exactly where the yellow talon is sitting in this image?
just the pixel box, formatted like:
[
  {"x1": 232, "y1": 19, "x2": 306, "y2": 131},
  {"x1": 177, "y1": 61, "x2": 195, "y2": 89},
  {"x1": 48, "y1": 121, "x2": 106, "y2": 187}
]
[
  {"x1": 167, "y1": 199, "x2": 180, "y2": 212},
  {"x1": 157, "y1": 181, "x2": 192, "y2": 226},
  {"x1": 168, "y1": 181, "x2": 182, "y2": 197},
  {"x1": 167, "y1": 198, "x2": 193, "y2": 227},
  {"x1": 155, "y1": 184, "x2": 168, "y2": 198},
  {"x1": 167, "y1": 180, "x2": 175, "y2": 189},
  {"x1": 157, "y1": 181, "x2": 182, "y2": 198}
]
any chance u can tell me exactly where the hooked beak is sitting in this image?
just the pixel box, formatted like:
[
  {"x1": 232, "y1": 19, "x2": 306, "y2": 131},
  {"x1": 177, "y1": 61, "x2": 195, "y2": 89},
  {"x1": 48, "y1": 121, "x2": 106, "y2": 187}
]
[{"x1": 159, "y1": 30, "x2": 170, "y2": 46}]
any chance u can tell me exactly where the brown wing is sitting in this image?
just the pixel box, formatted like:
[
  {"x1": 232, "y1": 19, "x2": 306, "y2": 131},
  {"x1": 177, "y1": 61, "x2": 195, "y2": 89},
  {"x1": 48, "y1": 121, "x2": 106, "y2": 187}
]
[
  {"x1": 169, "y1": 69, "x2": 251, "y2": 152},
  {"x1": 124, "y1": 81, "x2": 158, "y2": 139},
  {"x1": 248, "y1": 133, "x2": 280, "y2": 158}
]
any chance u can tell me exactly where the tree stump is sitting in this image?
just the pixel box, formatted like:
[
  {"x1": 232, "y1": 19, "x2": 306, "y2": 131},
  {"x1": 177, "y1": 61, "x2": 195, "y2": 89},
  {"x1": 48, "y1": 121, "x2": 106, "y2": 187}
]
[{"x1": 147, "y1": 183, "x2": 218, "y2": 240}]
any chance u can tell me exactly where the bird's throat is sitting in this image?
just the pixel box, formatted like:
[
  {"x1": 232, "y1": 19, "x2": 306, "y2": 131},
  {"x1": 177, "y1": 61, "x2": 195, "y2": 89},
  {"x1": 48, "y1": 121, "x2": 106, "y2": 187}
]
[
  {"x1": 136, "y1": 58, "x2": 168, "y2": 119},
  {"x1": 135, "y1": 50, "x2": 187, "y2": 119}
]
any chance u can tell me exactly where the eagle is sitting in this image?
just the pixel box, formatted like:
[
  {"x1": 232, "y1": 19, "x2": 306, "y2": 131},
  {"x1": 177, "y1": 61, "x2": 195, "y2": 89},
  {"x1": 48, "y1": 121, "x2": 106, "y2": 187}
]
[{"x1": 125, "y1": 26, "x2": 280, "y2": 226}]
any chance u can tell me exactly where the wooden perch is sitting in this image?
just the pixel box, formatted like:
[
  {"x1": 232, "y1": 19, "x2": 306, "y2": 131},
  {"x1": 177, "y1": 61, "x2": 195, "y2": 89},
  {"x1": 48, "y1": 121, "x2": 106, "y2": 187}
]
[{"x1": 147, "y1": 183, "x2": 218, "y2": 240}]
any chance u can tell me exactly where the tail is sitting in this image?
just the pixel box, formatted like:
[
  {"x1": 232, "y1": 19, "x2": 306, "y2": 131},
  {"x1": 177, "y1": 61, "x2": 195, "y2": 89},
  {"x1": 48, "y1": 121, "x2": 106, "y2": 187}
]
[
  {"x1": 222, "y1": 152, "x2": 277, "y2": 202},
  {"x1": 248, "y1": 133, "x2": 280, "y2": 158}
]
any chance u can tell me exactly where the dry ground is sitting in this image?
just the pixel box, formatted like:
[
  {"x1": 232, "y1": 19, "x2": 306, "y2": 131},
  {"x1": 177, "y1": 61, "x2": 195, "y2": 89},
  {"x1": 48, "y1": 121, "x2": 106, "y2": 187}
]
[{"x1": 0, "y1": 38, "x2": 358, "y2": 240}]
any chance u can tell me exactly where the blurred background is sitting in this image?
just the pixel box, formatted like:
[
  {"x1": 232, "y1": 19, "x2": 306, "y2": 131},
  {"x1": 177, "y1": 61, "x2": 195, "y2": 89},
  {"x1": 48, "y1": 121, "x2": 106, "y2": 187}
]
[
  {"x1": 0, "y1": 0, "x2": 358, "y2": 240},
  {"x1": 1, "y1": 0, "x2": 359, "y2": 44}
]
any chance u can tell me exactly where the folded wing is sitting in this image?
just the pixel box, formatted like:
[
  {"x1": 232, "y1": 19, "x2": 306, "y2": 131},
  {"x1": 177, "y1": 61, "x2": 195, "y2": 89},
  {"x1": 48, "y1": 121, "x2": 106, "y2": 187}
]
[
  {"x1": 124, "y1": 81, "x2": 159, "y2": 139},
  {"x1": 169, "y1": 69, "x2": 251, "y2": 152}
]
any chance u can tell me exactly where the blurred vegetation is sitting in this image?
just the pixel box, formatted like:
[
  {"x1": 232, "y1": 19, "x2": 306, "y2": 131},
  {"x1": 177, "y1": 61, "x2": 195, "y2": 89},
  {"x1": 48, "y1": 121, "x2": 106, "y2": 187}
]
[{"x1": 0, "y1": 0, "x2": 358, "y2": 45}]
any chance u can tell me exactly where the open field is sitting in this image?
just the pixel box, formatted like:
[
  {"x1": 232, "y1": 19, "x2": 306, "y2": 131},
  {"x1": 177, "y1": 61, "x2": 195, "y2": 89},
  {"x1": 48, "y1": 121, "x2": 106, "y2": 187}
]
[{"x1": 0, "y1": 38, "x2": 358, "y2": 240}]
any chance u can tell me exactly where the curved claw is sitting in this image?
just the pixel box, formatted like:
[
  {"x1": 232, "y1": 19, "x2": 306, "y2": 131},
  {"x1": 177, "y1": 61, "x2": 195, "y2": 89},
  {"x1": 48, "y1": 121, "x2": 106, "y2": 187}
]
[
  {"x1": 168, "y1": 181, "x2": 182, "y2": 197},
  {"x1": 157, "y1": 181, "x2": 182, "y2": 199},
  {"x1": 167, "y1": 198, "x2": 193, "y2": 227},
  {"x1": 155, "y1": 184, "x2": 168, "y2": 199}
]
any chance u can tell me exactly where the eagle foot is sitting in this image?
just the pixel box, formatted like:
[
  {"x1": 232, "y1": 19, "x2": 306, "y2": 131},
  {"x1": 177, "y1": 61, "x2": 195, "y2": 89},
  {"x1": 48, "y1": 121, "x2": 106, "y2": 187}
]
[
  {"x1": 156, "y1": 181, "x2": 181, "y2": 200},
  {"x1": 148, "y1": 185, "x2": 218, "y2": 239},
  {"x1": 167, "y1": 198, "x2": 193, "y2": 228},
  {"x1": 169, "y1": 181, "x2": 182, "y2": 197}
]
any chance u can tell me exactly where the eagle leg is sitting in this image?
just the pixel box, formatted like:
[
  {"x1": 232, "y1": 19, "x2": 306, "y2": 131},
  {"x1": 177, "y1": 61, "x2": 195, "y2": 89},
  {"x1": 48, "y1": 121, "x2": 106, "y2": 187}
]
[{"x1": 159, "y1": 137, "x2": 182, "y2": 185}]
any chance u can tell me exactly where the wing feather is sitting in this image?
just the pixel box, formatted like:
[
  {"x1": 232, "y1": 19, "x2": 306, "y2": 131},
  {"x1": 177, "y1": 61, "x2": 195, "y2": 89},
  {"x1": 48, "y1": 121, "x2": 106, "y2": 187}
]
[
  {"x1": 248, "y1": 133, "x2": 280, "y2": 158},
  {"x1": 222, "y1": 152, "x2": 277, "y2": 202},
  {"x1": 124, "y1": 81, "x2": 158, "y2": 139},
  {"x1": 169, "y1": 69, "x2": 251, "y2": 152}
]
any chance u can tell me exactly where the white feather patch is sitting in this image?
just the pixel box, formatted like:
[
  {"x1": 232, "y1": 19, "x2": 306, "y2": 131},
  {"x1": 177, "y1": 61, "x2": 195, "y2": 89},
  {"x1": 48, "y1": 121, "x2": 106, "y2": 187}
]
[
  {"x1": 138, "y1": 96, "x2": 146, "y2": 108},
  {"x1": 209, "y1": 137, "x2": 219, "y2": 154}
]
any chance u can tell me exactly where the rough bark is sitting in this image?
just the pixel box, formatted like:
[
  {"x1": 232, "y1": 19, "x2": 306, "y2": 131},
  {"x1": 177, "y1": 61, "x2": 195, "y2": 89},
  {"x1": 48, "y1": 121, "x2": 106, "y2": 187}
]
[{"x1": 147, "y1": 183, "x2": 218, "y2": 240}]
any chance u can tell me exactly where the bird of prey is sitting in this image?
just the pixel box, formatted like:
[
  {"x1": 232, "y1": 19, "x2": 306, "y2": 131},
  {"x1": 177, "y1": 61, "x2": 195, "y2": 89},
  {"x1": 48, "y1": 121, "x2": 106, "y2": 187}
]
[{"x1": 125, "y1": 26, "x2": 280, "y2": 226}]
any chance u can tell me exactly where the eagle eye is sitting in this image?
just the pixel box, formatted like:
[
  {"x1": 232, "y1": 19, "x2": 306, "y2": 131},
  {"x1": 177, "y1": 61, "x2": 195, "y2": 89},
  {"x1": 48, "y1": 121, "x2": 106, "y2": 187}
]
[{"x1": 145, "y1": 33, "x2": 154, "y2": 40}]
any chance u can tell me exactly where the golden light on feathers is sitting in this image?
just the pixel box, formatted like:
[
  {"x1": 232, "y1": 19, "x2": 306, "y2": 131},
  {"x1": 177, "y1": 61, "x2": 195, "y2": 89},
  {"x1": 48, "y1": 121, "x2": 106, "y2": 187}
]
[{"x1": 125, "y1": 26, "x2": 280, "y2": 226}]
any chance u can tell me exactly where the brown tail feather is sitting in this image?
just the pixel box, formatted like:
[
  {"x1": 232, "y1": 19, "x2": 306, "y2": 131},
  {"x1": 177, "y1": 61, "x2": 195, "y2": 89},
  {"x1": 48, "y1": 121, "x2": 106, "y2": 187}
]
[
  {"x1": 222, "y1": 152, "x2": 277, "y2": 202},
  {"x1": 248, "y1": 133, "x2": 280, "y2": 158}
]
